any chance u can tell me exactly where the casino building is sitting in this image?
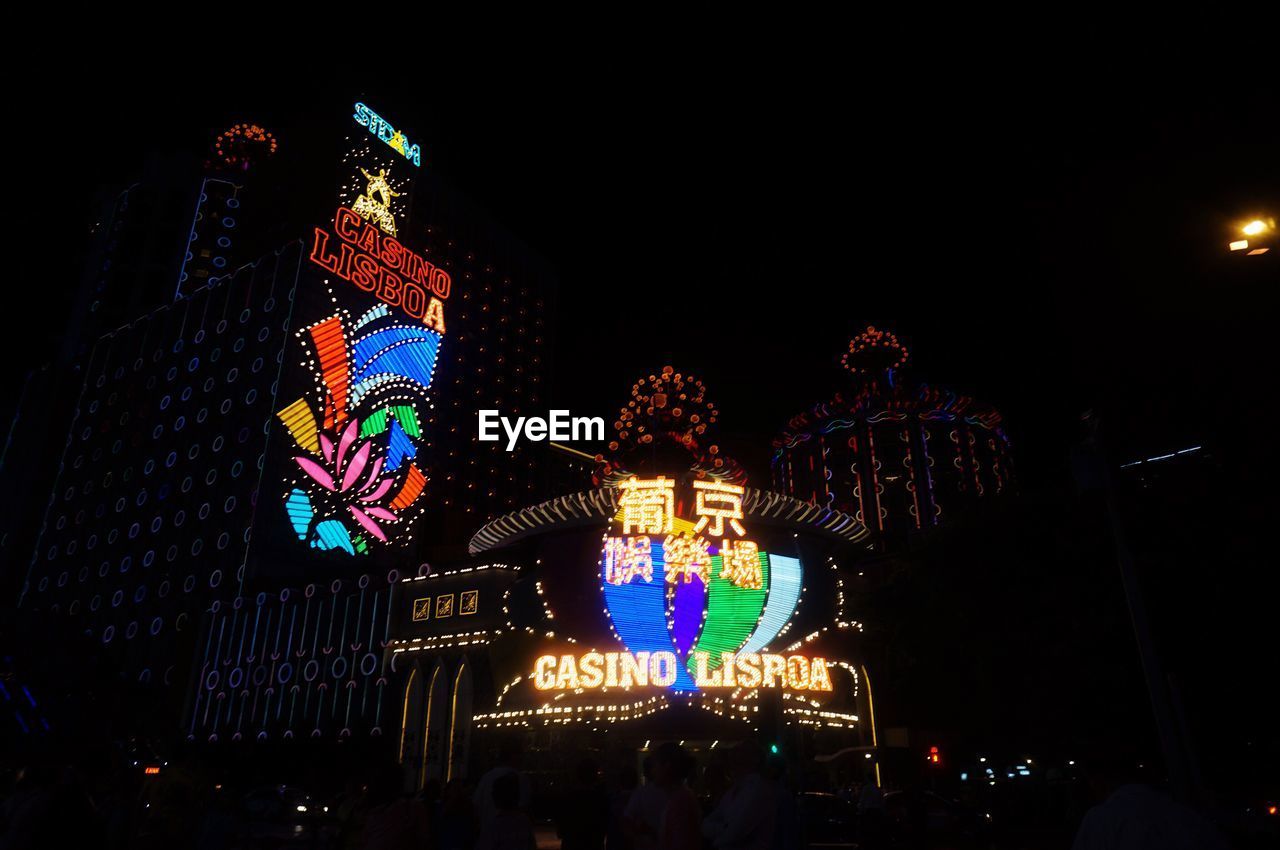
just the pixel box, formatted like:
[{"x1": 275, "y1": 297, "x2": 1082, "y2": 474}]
[
  {"x1": 12, "y1": 101, "x2": 916, "y2": 790},
  {"x1": 14, "y1": 99, "x2": 555, "y2": 750},
  {"x1": 385, "y1": 368, "x2": 879, "y2": 786},
  {"x1": 772, "y1": 326, "x2": 1015, "y2": 550}
]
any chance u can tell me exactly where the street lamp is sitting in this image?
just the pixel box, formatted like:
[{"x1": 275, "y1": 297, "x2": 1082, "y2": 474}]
[{"x1": 1229, "y1": 217, "x2": 1273, "y2": 255}]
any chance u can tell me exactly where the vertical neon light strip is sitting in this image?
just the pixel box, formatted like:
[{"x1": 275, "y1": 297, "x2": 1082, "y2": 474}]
[
  {"x1": 689, "y1": 553, "x2": 770, "y2": 674},
  {"x1": 738, "y1": 554, "x2": 802, "y2": 654},
  {"x1": 668, "y1": 576, "x2": 706, "y2": 655},
  {"x1": 601, "y1": 542, "x2": 697, "y2": 689},
  {"x1": 309, "y1": 317, "x2": 351, "y2": 428},
  {"x1": 419, "y1": 665, "x2": 441, "y2": 789},
  {"x1": 446, "y1": 663, "x2": 465, "y2": 780},
  {"x1": 398, "y1": 668, "x2": 417, "y2": 763}
]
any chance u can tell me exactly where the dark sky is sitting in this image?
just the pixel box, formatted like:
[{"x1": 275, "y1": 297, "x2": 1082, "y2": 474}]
[{"x1": 15, "y1": 62, "x2": 1278, "y2": 490}]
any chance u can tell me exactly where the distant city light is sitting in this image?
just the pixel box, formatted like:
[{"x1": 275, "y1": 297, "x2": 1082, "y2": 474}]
[
  {"x1": 1242, "y1": 220, "x2": 1267, "y2": 236},
  {"x1": 1120, "y1": 445, "x2": 1202, "y2": 469}
]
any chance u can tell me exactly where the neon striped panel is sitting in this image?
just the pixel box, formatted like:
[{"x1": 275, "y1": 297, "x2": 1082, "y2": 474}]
[
  {"x1": 668, "y1": 575, "x2": 706, "y2": 655},
  {"x1": 309, "y1": 317, "x2": 350, "y2": 428},
  {"x1": 386, "y1": 418, "x2": 416, "y2": 472},
  {"x1": 389, "y1": 463, "x2": 426, "y2": 510},
  {"x1": 391, "y1": 404, "x2": 421, "y2": 438},
  {"x1": 312, "y1": 519, "x2": 354, "y2": 555},
  {"x1": 689, "y1": 552, "x2": 770, "y2": 674},
  {"x1": 284, "y1": 488, "x2": 313, "y2": 540},
  {"x1": 276, "y1": 397, "x2": 320, "y2": 453},
  {"x1": 602, "y1": 541, "x2": 697, "y2": 690},
  {"x1": 360, "y1": 408, "x2": 389, "y2": 437},
  {"x1": 350, "y1": 327, "x2": 440, "y2": 407},
  {"x1": 738, "y1": 554, "x2": 802, "y2": 655}
]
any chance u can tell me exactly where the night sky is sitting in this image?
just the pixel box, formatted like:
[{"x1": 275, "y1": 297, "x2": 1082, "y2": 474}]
[{"x1": 17, "y1": 66, "x2": 1276, "y2": 493}]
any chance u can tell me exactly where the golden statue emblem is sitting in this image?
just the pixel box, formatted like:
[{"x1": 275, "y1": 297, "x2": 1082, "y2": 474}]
[{"x1": 351, "y1": 167, "x2": 401, "y2": 236}]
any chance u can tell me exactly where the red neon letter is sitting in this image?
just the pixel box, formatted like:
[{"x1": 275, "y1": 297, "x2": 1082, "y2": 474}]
[
  {"x1": 377, "y1": 270, "x2": 405, "y2": 308},
  {"x1": 309, "y1": 227, "x2": 342, "y2": 274},
  {"x1": 401, "y1": 281, "x2": 428, "y2": 319},
  {"x1": 349, "y1": 252, "x2": 380, "y2": 292},
  {"x1": 334, "y1": 207, "x2": 362, "y2": 243},
  {"x1": 430, "y1": 268, "x2": 451, "y2": 300}
]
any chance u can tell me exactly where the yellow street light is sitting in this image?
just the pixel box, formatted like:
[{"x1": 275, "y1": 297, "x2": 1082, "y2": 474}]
[{"x1": 1242, "y1": 220, "x2": 1268, "y2": 236}]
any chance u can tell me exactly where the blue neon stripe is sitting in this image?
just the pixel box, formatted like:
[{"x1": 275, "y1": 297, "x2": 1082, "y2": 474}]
[
  {"x1": 285, "y1": 489, "x2": 313, "y2": 540},
  {"x1": 312, "y1": 520, "x2": 355, "y2": 555},
  {"x1": 739, "y1": 554, "x2": 803, "y2": 655},
  {"x1": 601, "y1": 541, "x2": 697, "y2": 690},
  {"x1": 385, "y1": 418, "x2": 416, "y2": 472}
]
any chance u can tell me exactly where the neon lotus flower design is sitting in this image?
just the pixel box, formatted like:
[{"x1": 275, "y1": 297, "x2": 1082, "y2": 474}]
[
  {"x1": 287, "y1": 419, "x2": 400, "y2": 554},
  {"x1": 276, "y1": 305, "x2": 438, "y2": 556}
]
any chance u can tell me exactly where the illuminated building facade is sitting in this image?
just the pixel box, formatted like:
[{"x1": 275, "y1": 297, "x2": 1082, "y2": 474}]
[
  {"x1": 19, "y1": 244, "x2": 305, "y2": 699},
  {"x1": 15, "y1": 100, "x2": 555, "y2": 747},
  {"x1": 772, "y1": 327, "x2": 1015, "y2": 548},
  {"x1": 388, "y1": 370, "x2": 877, "y2": 786}
]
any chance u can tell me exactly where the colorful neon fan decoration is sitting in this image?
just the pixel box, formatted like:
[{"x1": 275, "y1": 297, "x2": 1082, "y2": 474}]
[{"x1": 274, "y1": 308, "x2": 439, "y2": 556}]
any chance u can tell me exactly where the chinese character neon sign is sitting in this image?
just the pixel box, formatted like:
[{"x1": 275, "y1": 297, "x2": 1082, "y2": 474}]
[
  {"x1": 353, "y1": 102, "x2": 421, "y2": 166},
  {"x1": 594, "y1": 476, "x2": 810, "y2": 691}
]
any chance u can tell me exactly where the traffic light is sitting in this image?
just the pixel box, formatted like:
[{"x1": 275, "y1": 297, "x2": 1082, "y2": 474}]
[
  {"x1": 927, "y1": 746, "x2": 941, "y2": 766},
  {"x1": 770, "y1": 743, "x2": 779, "y2": 755}
]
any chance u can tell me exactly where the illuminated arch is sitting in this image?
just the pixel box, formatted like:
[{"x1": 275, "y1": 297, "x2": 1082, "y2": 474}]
[
  {"x1": 446, "y1": 658, "x2": 473, "y2": 781},
  {"x1": 419, "y1": 661, "x2": 446, "y2": 788},
  {"x1": 399, "y1": 667, "x2": 421, "y2": 763}
]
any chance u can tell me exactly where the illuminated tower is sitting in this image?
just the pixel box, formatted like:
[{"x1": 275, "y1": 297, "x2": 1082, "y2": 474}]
[
  {"x1": 174, "y1": 124, "x2": 280, "y2": 299},
  {"x1": 772, "y1": 327, "x2": 1015, "y2": 548}
]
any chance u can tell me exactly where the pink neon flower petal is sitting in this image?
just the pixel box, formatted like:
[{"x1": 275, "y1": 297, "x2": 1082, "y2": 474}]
[
  {"x1": 336, "y1": 419, "x2": 359, "y2": 474},
  {"x1": 319, "y1": 433, "x2": 334, "y2": 464},
  {"x1": 358, "y1": 478, "x2": 395, "y2": 503},
  {"x1": 295, "y1": 457, "x2": 336, "y2": 490},
  {"x1": 341, "y1": 442, "x2": 371, "y2": 491},
  {"x1": 364, "y1": 506, "x2": 397, "y2": 522},
  {"x1": 357, "y1": 456, "x2": 385, "y2": 494},
  {"x1": 348, "y1": 506, "x2": 388, "y2": 541}
]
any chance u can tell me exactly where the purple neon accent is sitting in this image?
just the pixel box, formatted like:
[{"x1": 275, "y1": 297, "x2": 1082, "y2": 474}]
[{"x1": 669, "y1": 575, "x2": 706, "y2": 655}]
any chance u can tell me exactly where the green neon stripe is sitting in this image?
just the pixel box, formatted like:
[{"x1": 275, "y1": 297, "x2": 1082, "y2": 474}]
[
  {"x1": 392, "y1": 404, "x2": 421, "y2": 438},
  {"x1": 360, "y1": 408, "x2": 389, "y2": 437},
  {"x1": 688, "y1": 552, "x2": 770, "y2": 674}
]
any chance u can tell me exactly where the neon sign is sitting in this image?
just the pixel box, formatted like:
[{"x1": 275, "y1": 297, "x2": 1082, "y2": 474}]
[
  {"x1": 275, "y1": 307, "x2": 437, "y2": 556},
  {"x1": 351, "y1": 167, "x2": 402, "y2": 236},
  {"x1": 310, "y1": 206, "x2": 450, "y2": 332},
  {"x1": 532, "y1": 651, "x2": 832, "y2": 691},
  {"x1": 593, "y1": 476, "x2": 807, "y2": 691},
  {"x1": 353, "y1": 102, "x2": 421, "y2": 166}
]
